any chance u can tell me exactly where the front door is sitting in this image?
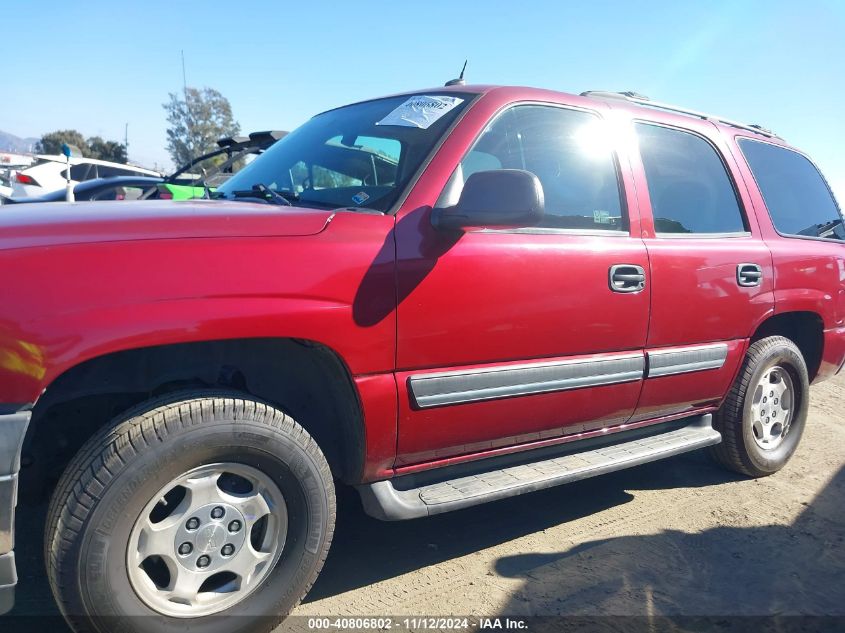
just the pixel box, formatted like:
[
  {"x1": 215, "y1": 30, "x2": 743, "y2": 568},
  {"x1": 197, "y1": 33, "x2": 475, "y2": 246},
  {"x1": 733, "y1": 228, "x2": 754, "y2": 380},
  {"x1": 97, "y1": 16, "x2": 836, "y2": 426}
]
[{"x1": 394, "y1": 101, "x2": 651, "y2": 468}]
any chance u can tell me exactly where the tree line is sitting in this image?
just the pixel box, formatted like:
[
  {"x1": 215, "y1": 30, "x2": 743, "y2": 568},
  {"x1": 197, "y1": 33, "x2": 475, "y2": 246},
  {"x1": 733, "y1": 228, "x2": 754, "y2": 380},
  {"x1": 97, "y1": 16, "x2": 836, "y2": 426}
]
[
  {"x1": 36, "y1": 87, "x2": 240, "y2": 169},
  {"x1": 36, "y1": 130, "x2": 128, "y2": 163}
]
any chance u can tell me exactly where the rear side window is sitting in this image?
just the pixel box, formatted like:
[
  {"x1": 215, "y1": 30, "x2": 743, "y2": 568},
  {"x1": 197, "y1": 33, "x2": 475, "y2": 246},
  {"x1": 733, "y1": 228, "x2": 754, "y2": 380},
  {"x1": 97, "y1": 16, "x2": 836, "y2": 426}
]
[
  {"x1": 98, "y1": 165, "x2": 135, "y2": 178},
  {"x1": 63, "y1": 163, "x2": 96, "y2": 181},
  {"x1": 636, "y1": 123, "x2": 746, "y2": 235},
  {"x1": 738, "y1": 139, "x2": 843, "y2": 240}
]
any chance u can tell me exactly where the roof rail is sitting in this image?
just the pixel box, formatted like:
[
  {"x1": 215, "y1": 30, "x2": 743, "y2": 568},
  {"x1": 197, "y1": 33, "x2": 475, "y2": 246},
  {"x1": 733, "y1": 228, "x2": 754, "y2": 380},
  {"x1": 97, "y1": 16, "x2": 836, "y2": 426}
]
[{"x1": 580, "y1": 90, "x2": 778, "y2": 138}]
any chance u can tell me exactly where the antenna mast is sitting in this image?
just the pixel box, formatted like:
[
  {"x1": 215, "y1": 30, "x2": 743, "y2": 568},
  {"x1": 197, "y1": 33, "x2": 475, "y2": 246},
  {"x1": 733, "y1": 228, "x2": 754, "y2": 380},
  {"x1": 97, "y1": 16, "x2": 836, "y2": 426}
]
[{"x1": 445, "y1": 60, "x2": 468, "y2": 86}]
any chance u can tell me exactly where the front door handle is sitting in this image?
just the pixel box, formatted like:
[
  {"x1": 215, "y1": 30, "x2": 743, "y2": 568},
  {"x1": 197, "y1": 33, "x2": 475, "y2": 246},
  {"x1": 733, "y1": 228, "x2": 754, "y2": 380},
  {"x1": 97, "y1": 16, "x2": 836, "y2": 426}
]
[
  {"x1": 609, "y1": 264, "x2": 646, "y2": 293},
  {"x1": 737, "y1": 263, "x2": 763, "y2": 287}
]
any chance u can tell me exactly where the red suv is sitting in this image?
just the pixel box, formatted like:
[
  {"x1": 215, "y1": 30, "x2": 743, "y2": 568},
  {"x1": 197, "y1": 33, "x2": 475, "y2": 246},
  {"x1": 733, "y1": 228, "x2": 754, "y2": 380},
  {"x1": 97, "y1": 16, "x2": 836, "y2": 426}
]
[{"x1": 1, "y1": 85, "x2": 843, "y2": 632}]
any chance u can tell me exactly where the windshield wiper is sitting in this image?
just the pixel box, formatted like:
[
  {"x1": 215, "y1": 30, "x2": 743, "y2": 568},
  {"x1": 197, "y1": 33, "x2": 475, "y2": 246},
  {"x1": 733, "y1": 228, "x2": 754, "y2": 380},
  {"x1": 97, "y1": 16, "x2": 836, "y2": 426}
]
[{"x1": 229, "y1": 183, "x2": 294, "y2": 206}]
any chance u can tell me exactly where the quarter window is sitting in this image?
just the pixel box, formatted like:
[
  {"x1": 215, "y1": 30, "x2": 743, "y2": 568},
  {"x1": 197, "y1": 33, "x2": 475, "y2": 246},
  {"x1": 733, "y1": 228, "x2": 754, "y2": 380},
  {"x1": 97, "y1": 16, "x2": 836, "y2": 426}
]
[
  {"x1": 439, "y1": 105, "x2": 626, "y2": 231},
  {"x1": 636, "y1": 123, "x2": 746, "y2": 234},
  {"x1": 63, "y1": 163, "x2": 96, "y2": 181},
  {"x1": 737, "y1": 139, "x2": 843, "y2": 240},
  {"x1": 98, "y1": 165, "x2": 134, "y2": 178}
]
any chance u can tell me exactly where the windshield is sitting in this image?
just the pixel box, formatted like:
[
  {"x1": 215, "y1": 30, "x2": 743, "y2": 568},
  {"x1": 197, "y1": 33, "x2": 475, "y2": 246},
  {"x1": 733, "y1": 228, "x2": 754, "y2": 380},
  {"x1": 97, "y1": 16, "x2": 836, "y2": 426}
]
[{"x1": 216, "y1": 93, "x2": 473, "y2": 211}]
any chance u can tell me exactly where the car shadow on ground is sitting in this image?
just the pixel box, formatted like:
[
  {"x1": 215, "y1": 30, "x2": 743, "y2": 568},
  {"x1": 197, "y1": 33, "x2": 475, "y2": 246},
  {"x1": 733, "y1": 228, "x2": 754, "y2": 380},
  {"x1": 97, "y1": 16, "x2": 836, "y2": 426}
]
[
  {"x1": 7, "y1": 450, "x2": 761, "y2": 626},
  {"x1": 491, "y1": 464, "x2": 845, "y2": 632},
  {"x1": 305, "y1": 451, "x2": 745, "y2": 602}
]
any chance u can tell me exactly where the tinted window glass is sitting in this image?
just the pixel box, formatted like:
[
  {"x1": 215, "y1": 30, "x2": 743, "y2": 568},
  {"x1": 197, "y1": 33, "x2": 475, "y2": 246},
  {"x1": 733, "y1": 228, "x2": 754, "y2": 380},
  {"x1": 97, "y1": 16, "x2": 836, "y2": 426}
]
[
  {"x1": 65, "y1": 163, "x2": 95, "y2": 181},
  {"x1": 738, "y1": 139, "x2": 843, "y2": 240},
  {"x1": 98, "y1": 165, "x2": 133, "y2": 178},
  {"x1": 636, "y1": 123, "x2": 746, "y2": 234},
  {"x1": 90, "y1": 185, "x2": 149, "y2": 201},
  {"x1": 440, "y1": 105, "x2": 625, "y2": 231}
]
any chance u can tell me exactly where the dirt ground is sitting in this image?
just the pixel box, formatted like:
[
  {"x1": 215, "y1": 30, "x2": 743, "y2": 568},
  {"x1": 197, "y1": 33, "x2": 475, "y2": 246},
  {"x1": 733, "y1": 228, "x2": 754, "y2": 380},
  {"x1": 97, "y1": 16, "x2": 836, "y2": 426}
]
[{"x1": 8, "y1": 375, "x2": 845, "y2": 629}]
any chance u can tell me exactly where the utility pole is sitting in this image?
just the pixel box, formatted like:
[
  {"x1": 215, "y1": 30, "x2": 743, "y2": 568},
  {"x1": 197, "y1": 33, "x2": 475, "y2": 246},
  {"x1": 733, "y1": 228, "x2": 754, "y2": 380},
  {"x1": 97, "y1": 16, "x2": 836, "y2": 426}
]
[
  {"x1": 182, "y1": 49, "x2": 193, "y2": 161},
  {"x1": 124, "y1": 122, "x2": 129, "y2": 163},
  {"x1": 181, "y1": 50, "x2": 188, "y2": 100}
]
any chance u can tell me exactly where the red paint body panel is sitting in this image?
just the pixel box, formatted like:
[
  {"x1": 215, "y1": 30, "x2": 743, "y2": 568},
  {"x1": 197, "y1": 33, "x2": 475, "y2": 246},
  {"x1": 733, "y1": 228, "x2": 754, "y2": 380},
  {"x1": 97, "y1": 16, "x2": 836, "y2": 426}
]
[
  {"x1": 641, "y1": 237, "x2": 775, "y2": 346},
  {"x1": 2, "y1": 84, "x2": 844, "y2": 486},
  {"x1": 819, "y1": 327, "x2": 845, "y2": 380},
  {"x1": 393, "y1": 405, "x2": 719, "y2": 476},
  {"x1": 353, "y1": 373, "x2": 399, "y2": 481},
  {"x1": 0, "y1": 200, "x2": 333, "y2": 250},
  {"x1": 395, "y1": 226, "x2": 650, "y2": 369},
  {"x1": 0, "y1": 211, "x2": 397, "y2": 403}
]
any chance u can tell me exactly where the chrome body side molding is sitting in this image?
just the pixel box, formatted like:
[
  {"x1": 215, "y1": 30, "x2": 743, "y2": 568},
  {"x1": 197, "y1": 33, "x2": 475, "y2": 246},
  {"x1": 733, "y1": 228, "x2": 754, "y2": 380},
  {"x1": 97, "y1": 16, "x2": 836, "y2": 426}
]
[
  {"x1": 408, "y1": 342, "x2": 730, "y2": 409},
  {"x1": 646, "y1": 343, "x2": 729, "y2": 378},
  {"x1": 409, "y1": 353, "x2": 644, "y2": 409}
]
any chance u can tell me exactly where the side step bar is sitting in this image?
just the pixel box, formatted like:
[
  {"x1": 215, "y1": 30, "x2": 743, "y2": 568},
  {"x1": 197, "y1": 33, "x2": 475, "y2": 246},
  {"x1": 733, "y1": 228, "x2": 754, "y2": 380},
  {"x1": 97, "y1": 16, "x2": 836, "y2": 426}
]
[{"x1": 358, "y1": 414, "x2": 720, "y2": 520}]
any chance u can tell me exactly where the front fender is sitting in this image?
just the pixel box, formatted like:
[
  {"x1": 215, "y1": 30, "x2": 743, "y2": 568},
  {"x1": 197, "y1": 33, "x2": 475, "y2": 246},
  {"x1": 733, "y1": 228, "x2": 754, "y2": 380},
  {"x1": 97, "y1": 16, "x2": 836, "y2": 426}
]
[
  {"x1": 0, "y1": 214, "x2": 397, "y2": 404},
  {"x1": 1, "y1": 294, "x2": 390, "y2": 404}
]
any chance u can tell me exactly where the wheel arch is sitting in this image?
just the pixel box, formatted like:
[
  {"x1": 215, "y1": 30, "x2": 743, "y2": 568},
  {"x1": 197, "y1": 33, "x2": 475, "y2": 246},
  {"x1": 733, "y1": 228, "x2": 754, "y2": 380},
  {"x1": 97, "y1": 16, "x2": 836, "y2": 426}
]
[
  {"x1": 750, "y1": 311, "x2": 824, "y2": 382},
  {"x1": 22, "y1": 337, "x2": 366, "y2": 495}
]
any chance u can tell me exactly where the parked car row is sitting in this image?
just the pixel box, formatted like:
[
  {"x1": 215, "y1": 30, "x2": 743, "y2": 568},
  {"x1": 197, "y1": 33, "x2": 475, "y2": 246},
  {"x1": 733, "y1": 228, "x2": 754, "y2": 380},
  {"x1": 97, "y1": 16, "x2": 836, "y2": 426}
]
[
  {"x1": 8, "y1": 154, "x2": 161, "y2": 198},
  {"x1": 0, "y1": 131, "x2": 285, "y2": 205}
]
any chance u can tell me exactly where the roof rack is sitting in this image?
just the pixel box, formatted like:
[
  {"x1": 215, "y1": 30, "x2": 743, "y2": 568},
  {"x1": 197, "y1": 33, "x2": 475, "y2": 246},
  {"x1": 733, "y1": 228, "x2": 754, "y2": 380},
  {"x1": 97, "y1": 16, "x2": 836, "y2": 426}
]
[{"x1": 580, "y1": 90, "x2": 778, "y2": 138}]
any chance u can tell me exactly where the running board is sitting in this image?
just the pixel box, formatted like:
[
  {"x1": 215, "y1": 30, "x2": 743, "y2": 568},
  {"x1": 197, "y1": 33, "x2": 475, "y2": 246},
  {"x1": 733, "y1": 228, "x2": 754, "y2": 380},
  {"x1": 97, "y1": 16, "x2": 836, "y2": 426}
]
[{"x1": 358, "y1": 414, "x2": 720, "y2": 520}]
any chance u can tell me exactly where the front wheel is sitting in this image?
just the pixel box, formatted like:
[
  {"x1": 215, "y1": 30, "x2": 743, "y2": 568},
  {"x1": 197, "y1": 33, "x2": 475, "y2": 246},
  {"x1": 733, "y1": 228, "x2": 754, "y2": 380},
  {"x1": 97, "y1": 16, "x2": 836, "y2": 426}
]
[
  {"x1": 709, "y1": 336, "x2": 810, "y2": 477},
  {"x1": 45, "y1": 391, "x2": 335, "y2": 633}
]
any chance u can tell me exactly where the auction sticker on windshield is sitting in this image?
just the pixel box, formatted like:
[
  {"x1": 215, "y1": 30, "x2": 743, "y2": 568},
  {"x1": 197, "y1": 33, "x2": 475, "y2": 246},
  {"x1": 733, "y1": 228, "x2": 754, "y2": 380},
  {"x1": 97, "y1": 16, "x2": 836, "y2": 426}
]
[{"x1": 376, "y1": 95, "x2": 464, "y2": 129}]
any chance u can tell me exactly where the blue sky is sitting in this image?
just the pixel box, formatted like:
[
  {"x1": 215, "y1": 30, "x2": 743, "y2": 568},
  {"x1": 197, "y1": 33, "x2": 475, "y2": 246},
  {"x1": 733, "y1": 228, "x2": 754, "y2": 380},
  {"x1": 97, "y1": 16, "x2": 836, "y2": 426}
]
[{"x1": 3, "y1": 0, "x2": 843, "y2": 202}]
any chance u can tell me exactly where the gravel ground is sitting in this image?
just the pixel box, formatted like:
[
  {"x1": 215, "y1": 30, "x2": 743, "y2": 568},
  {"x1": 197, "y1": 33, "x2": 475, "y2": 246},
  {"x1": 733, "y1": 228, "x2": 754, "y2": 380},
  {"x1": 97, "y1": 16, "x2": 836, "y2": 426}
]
[{"x1": 8, "y1": 374, "x2": 845, "y2": 630}]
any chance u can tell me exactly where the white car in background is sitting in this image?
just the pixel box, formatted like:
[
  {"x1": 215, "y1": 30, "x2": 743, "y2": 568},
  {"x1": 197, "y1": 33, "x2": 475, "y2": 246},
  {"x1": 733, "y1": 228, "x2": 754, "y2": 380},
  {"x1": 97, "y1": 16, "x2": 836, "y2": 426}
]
[
  {"x1": 0, "y1": 168, "x2": 15, "y2": 199},
  {"x1": 9, "y1": 155, "x2": 161, "y2": 198}
]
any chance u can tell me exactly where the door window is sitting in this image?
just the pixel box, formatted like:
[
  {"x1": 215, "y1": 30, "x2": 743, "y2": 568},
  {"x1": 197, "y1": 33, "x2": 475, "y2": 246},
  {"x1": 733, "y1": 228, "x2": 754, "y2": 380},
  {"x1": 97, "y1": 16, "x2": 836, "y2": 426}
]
[
  {"x1": 636, "y1": 123, "x2": 746, "y2": 234},
  {"x1": 439, "y1": 105, "x2": 626, "y2": 231}
]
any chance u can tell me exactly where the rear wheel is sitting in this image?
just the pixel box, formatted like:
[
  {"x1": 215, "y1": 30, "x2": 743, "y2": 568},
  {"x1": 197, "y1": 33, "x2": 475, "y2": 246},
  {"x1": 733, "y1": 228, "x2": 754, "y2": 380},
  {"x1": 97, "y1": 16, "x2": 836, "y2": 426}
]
[
  {"x1": 45, "y1": 391, "x2": 335, "y2": 633},
  {"x1": 709, "y1": 336, "x2": 809, "y2": 477}
]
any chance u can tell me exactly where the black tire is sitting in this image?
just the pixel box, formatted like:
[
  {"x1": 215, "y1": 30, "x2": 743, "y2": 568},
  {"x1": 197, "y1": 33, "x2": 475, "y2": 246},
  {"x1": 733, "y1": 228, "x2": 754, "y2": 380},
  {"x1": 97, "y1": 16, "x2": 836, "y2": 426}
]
[
  {"x1": 709, "y1": 336, "x2": 810, "y2": 477},
  {"x1": 44, "y1": 391, "x2": 336, "y2": 633}
]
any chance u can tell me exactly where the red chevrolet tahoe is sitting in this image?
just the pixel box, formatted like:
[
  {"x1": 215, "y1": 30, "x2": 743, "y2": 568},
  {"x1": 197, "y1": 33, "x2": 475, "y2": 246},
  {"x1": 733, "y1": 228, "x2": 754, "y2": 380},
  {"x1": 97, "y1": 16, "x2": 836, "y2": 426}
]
[{"x1": 1, "y1": 85, "x2": 843, "y2": 632}]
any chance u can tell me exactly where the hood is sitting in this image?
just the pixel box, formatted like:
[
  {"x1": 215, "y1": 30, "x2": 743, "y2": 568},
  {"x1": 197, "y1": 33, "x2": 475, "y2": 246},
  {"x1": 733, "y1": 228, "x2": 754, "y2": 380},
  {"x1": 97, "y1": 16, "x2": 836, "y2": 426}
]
[{"x1": 0, "y1": 199, "x2": 334, "y2": 250}]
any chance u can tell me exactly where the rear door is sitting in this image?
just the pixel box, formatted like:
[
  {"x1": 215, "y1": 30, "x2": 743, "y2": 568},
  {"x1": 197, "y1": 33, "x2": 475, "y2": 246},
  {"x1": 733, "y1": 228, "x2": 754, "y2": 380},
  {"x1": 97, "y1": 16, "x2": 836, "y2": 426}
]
[
  {"x1": 394, "y1": 100, "x2": 651, "y2": 468},
  {"x1": 628, "y1": 117, "x2": 775, "y2": 422}
]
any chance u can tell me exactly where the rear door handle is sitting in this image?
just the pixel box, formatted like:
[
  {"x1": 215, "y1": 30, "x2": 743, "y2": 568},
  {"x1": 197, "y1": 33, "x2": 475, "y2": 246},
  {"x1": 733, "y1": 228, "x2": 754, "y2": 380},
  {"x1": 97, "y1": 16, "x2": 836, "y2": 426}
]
[
  {"x1": 609, "y1": 264, "x2": 646, "y2": 293},
  {"x1": 737, "y1": 263, "x2": 763, "y2": 287}
]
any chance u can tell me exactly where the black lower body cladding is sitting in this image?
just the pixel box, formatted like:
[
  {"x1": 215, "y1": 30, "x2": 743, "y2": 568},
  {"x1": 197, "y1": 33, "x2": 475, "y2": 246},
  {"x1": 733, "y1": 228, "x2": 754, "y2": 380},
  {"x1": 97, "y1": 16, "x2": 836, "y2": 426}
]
[{"x1": 0, "y1": 409, "x2": 32, "y2": 615}]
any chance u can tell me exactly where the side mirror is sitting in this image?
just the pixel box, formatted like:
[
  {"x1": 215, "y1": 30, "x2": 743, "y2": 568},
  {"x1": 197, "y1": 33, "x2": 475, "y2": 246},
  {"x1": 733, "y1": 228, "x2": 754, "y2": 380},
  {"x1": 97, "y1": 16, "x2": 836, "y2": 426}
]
[{"x1": 432, "y1": 169, "x2": 544, "y2": 232}]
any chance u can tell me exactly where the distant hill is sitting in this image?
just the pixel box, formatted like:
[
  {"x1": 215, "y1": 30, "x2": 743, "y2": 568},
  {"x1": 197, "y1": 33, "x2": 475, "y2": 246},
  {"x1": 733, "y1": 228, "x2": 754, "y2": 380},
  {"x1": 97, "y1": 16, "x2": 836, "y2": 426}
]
[{"x1": 0, "y1": 130, "x2": 39, "y2": 153}]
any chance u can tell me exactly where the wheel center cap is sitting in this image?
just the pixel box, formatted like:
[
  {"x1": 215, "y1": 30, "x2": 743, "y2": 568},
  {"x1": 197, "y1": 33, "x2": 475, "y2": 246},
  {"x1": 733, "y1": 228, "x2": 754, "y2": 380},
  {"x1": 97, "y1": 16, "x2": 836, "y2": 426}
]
[
  {"x1": 197, "y1": 524, "x2": 226, "y2": 554},
  {"x1": 172, "y1": 502, "x2": 247, "y2": 571}
]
